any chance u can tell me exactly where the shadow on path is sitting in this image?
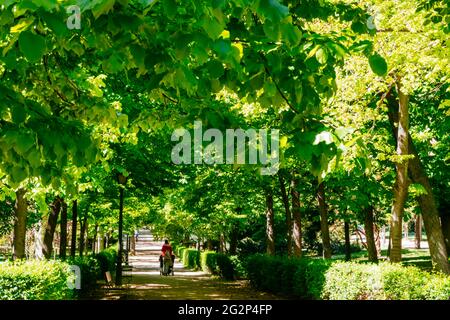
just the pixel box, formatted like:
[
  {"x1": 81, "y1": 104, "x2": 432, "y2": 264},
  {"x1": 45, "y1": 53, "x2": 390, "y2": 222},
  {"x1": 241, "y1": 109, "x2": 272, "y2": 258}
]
[{"x1": 95, "y1": 231, "x2": 283, "y2": 300}]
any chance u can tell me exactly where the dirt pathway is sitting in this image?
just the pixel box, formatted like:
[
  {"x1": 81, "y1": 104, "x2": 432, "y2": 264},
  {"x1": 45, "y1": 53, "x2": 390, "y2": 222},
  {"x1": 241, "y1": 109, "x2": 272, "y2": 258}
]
[{"x1": 98, "y1": 230, "x2": 282, "y2": 300}]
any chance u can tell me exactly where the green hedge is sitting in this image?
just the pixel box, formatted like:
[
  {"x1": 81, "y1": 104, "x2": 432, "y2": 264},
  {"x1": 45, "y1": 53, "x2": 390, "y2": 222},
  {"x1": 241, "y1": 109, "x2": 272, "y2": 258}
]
[
  {"x1": 67, "y1": 255, "x2": 100, "y2": 291},
  {"x1": 245, "y1": 255, "x2": 450, "y2": 300},
  {"x1": 200, "y1": 251, "x2": 235, "y2": 280},
  {"x1": 182, "y1": 249, "x2": 200, "y2": 269},
  {"x1": 0, "y1": 260, "x2": 74, "y2": 300},
  {"x1": 323, "y1": 262, "x2": 450, "y2": 300},
  {"x1": 96, "y1": 246, "x2": 118, "y2": 275},
  {"x1": 176, "y1": 246, "x2": 186, "y2": 258}
]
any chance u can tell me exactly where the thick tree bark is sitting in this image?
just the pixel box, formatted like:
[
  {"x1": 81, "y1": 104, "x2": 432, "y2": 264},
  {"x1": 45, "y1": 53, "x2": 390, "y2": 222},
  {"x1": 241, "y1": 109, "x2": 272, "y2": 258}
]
[
  {"x1": 290, "y1": 178, "x2": 302, "y2": 257},
  {"x1": 265, "y1": 189, "x2": 275, "y2": 255},
  {"x1": 387, "y1": 92, "x2": 449, "y2": 273},
  {"x1": 344, "y1": 221, "x2": 351, "y2": 261},
  {"x1": 317, "y1": 181, "x2": 332, "y2": 259},
  {"x1": 442, "y1": 215, "x2": 450, "y2": 257},
  {"x1": 278, "y1": 173, "x2": 292, "y2": 255},
  {"x1": 70, "y1": 200, "x2": 78, "y2": 258},
  {"x1": 13, "y1": 189, "x2": 27, "y2": 260},
  {"x1": 415, "y1": 215, "x2": 422, "y2": 249},
  {"x1": 389, "y1": 81, "x2": 409, "y2": 263},
  {"x1": 79, "y1": 215, "x2": 88, "y2": 257},
  {"x1": 59, "y1": 200, "x2": 68, "y2": 260},
  {"x1": 364, "y1": 206, "x2": 378, "y2": 263},
  {"x1": 219, "y1": 234, "x2": 226, "y2": 253},
  {"x1": 42, "y1": 197, "x2": 62, "y2": 259}
]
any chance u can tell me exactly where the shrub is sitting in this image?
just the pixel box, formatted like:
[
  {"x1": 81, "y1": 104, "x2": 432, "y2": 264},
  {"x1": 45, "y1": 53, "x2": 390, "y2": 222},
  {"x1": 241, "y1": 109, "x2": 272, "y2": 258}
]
[
  {"x1": 96, "y1": 247, "x2": 118, "y2": 275},
  {"x1": 200, "y1": 251, "x2": 238, "y2": 280},
  {"x1": 0, "y1": 260, "x2": 74, "y2": 300},
  {"x1": 322, "y1": 262, "x2": 383, "y2": 300},
  {"x1": 176, "y1": 246, "x2": 186, "y2": 258},
  {"x1": 244, "y1": 255, "x2": 450, "y2": 300},
  {"x1": 201, "y1": 251, "x2": 218, "y2": 273},
  {"x1": 182, "y1": 249, "x2": 200, "y2": 269},
  {"x1": 229, "y1": 255, "x2": 247, "y2": 279},
  {"x1": 296, "y1": 258, "x2": 332, "y2": 299},
  {"x1": 322, "y1": 261, "x2": 450, "y2": 300},
  {"x1": 215, "y1": 254, "x2": 234, "y2": 280},
  {"x1": 67, "y1": 255, "x2": 100, "y2": 291}
]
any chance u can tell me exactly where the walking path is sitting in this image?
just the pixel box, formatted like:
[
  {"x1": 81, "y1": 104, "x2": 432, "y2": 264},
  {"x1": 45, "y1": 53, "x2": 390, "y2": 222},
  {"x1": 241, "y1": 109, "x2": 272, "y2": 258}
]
[{"x1": 97, "y1": 230, "x2": 281, "y2": 300}]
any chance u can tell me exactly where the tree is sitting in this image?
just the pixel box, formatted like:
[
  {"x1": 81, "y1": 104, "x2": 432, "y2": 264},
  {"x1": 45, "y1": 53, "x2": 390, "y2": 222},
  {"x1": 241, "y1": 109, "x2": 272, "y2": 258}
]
[{"x1": 12, "y1": 188, "x2": 27, "y2": 260}]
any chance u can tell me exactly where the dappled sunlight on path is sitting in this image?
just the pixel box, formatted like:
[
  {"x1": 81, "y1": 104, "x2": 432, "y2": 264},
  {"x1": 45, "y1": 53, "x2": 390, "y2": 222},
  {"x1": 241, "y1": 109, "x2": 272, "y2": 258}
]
[{"x1": 97, "y1": 230, "x2": 282, "y2": 300}]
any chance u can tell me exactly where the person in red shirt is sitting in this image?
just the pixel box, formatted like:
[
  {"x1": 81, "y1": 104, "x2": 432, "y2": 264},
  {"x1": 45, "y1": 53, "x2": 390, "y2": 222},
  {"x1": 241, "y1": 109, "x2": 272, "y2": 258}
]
[
  {"x1": 161, "y1": 239, "x2": 173, "y2": 257},
  {"x1": 160, "y1": 240, "x2": 175, "y2": 274}
]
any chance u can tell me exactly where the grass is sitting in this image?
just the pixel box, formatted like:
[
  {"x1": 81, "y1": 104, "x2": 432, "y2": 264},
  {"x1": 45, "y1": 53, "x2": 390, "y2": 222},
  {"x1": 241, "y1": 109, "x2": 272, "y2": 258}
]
[{"x1": 333, "y1": 248, "x2": 450, "y2": 271}]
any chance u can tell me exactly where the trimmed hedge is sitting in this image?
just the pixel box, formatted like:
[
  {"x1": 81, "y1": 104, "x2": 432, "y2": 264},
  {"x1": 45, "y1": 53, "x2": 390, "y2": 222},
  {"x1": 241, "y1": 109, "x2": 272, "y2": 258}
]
[
  {"x1": 96, "y1": 246, "x2": 118, "y2": 275},
  {"x1": 245, "y1": 255, "x2": 450, "y2": 300},
  {"x1": 67, "y1": 255, "x2": 101, "y2": 291},
  {"x1": 200, "y1": 251, "x2": 235, "y2": 280},
  {"x1": 323, "y1": 262, "x2": 450, "y2": 300},
  {"x1": 0, "y1": 260, "x2": 75, "y2": 300},
  {"x1": 182, "y1": 248, "x2": 200, "y2": 269}
]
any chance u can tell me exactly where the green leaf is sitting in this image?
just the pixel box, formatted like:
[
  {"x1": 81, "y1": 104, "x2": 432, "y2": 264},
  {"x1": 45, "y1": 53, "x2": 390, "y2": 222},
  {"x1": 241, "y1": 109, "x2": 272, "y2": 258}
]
[
  {"x1": 369, "y1": 53, "x2": 388, "y2": 76},
  {"x1": 201, "y1": 15, "x2": 225, "y2": 40},
  {"x1": 11, "y1": 165, "x2": 27, "y2": 185},
  {"x1": 10, "y1": 17, "x2": 34, "y2": 34},
  {"x1": 18, "y1": 31, "x2": 46, "y2": 63},
  {"x1": 206, "y1": 60, "x2": 224, "y2": 78},
  {"x1": 42, "y1": 12, "x2": 68, "y2": 38},
  {"x1": 92, "y1": 0, "x2": 116, "y2": 19},
  {"x1": 257, "y1": 0, "x2": 289, "y2": 22},
  {"x1": 315, "y1": 47, "x2": 328, "y2": 64},
  {"x1": 11, "y1": 104, "x2": 26, "y2": 124},
  {"x1": 14, "y1": 132, "x2": 35, "y2": 156},
  {"x1": 163, "y1": 0, "x2": 177, "y2": 20}
]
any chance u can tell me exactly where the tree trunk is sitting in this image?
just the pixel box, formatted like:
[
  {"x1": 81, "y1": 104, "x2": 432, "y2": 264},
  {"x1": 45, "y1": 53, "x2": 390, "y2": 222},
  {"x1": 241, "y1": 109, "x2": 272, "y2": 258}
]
[
  {"x1": 278, "y1": 173, "x2": 292, "y2": 256},
  {"x1": 70, "y1": 200, "x2": 78, "y2": 258},
  {"x1": 59, "y1": 200, "x2": 68, "y2": 260},
  {"x1": 265, "y1": 189, "x2": 275, "y2": 255},
  {"x1": 364, "y1": 206, "x2": 378, "y2": 263},
  {"x1": 387, "y1": 91, "x2": 449, "y2": 273},
  {"x1": 389, "y1": 81, "x2": 409, "y2": 263},
  {"x1": 34, "y1": 220, "x2": 44, "y2": 260},
  {"x1": 317, "y1": 181, "x2": 332, "y2": 259},
  {"x1": 207, "y1": 239, "x2": 213, "y2": 250},
  {"x1": 290, "y1": 178, "x2": 302, "y2": 257},
  {"x1": 79, "y1": 215, "x2": 88, "y2": 257},
  {"x1": 442, "y1": 215, "x2": 450, "y2": 257},
  {"x1": 415, "y1": 215, "x2": 422, "y2": 249},
  {"x1": 229, "y1": 222, "x2": 238, "y2": 255},
  {"x1": 13, "y1": 189, "x2": 27, "y2": 260},
  {"x1": 42, "y1": 197, "x2": 62, "y2": 259},
  {"x1": 344, "y1": 221, "x2": 351, "y2": 261},
  {"x1": 219, "y1": 233, "x2": 226, "y2": 253},
  {"x1": 92, "y1": 224, "x2": 98, "y2": 253}
]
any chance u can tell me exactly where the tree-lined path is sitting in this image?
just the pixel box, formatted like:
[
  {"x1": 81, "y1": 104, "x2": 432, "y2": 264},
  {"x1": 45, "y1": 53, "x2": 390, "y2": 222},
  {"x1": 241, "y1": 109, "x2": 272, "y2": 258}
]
[{"x1": 99, "y1": 230, "x2": 281, "y2": 300}]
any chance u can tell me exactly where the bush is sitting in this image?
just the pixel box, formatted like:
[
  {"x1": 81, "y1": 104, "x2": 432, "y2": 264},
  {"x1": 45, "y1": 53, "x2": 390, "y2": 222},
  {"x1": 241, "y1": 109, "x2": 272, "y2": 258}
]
[
  {"x1": 182, "y1": 249, "x2": 200, "y2": 269},
  {"x1": 0, "y1": 260, "x2": 74, "y2": 300},
  {"x1": 176, "y1": 246, "x2": 186, "y2": 258},
  {"x1": 200, "y1": 251, "x2": 238, "y2": 280},
  {"x1": 201, "y1": 251, "x2": 218, "y2": 273},
  {"x1": 67, "y1": 255, "x2": 100, "y2": 291},
  {"x1": 322, "y1": 261, "x2": 383, "y2": 300},
  {"x1": 229, "y1": 255, "x2": 247, "y2": 279},
  {"x1": 244, "y1": 255, "x2": 450, "y2": 300},
  {"x1": 96, "y1": 247, "x2": 118, "y2": 275}
]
